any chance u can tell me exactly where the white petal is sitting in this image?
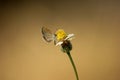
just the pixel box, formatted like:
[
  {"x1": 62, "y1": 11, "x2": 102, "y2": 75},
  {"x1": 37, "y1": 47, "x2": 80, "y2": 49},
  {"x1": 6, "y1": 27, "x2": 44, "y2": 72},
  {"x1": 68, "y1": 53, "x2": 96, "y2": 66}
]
[
  {"x1": 65, "y1": 34, "x2": 74, "y2": 40},
  {"x1": 55, "y1": 41, "x2": 63, "y2": 46}
]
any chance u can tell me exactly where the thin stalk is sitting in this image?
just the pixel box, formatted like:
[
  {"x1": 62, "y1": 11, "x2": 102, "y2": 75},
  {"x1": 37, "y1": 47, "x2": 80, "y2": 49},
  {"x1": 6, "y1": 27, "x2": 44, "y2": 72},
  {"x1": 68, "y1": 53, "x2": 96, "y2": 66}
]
[{"x1": 67, "y1": 52, "x2": 79, "y2": 80}]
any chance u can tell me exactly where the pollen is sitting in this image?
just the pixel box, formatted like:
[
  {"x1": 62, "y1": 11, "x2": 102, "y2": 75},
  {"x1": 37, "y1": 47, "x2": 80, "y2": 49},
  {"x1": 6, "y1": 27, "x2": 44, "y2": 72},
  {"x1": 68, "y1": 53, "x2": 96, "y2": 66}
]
[{"x1": 55, "y1": 29, "x2": 67, "y2": 41}]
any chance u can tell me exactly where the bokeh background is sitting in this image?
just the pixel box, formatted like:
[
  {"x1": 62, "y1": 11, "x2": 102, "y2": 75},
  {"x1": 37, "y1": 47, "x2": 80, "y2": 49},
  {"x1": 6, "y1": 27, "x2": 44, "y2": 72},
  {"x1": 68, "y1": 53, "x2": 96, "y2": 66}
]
[{"x1": 0, "y1": 0, "x2": 120, "y2": 80}]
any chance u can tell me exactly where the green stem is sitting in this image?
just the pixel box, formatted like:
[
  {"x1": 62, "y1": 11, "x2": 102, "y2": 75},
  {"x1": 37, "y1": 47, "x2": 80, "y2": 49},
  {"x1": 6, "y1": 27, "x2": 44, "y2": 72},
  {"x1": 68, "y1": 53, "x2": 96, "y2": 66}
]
[{"x1": 67, "y1": 52, "x2": 79, "y2": 80}]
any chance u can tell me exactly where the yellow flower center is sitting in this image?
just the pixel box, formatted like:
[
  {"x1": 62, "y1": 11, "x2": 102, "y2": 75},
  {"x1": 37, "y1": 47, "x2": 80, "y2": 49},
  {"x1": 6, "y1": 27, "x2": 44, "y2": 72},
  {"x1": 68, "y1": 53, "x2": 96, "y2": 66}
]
[{"x1": 55, "y1": 29, "x2": 67, "y2": 41}]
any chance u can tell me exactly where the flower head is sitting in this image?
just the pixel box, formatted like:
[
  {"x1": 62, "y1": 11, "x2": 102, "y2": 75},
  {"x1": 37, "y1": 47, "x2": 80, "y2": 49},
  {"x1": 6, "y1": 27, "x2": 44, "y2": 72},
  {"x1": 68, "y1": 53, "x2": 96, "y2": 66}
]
[
  {"x1": 55, "y1": 29, "x2": 67, "y2": 41},
  {"x1": 54, "y1": 29, "x2": 74, "y2": 53},
  {"x1": 55, "y1": 29, "x2": 74, "y2": 46}
]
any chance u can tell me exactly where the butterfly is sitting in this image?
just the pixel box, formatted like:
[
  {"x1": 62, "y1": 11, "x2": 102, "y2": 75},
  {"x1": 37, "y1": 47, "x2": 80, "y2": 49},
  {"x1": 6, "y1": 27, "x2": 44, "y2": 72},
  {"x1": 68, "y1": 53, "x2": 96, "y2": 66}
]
[{"x1": 41, "y1": 27, "x2": 58, "y2": 45}]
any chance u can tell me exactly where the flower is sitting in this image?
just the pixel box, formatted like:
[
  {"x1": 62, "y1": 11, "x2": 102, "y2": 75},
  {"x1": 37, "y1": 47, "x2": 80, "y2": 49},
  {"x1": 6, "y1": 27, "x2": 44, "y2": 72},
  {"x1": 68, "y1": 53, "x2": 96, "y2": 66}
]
[
  {"x1": 55, "y1": 29, "x2": 74, "y2": 46},
  {"x1": 55, "y1": 29, "x2": 74, "y2": 53}
]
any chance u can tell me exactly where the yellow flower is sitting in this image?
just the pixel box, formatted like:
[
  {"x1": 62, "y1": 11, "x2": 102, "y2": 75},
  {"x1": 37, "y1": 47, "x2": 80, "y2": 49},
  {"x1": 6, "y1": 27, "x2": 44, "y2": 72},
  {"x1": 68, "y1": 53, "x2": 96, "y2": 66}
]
[
  {"x1": 55, "y1": 29, "x2": 67, "y2": 41},
  {"x1": 55, "y1": 29, "x2": 74, "y2": 46}
]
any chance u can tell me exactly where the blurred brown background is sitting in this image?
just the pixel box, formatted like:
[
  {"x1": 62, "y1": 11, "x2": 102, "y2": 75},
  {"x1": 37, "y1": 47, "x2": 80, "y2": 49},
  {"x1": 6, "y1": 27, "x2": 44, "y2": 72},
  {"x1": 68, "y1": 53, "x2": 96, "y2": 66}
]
[{"x1": 0, "y1": 0, "x2": 120, "y2": 80}]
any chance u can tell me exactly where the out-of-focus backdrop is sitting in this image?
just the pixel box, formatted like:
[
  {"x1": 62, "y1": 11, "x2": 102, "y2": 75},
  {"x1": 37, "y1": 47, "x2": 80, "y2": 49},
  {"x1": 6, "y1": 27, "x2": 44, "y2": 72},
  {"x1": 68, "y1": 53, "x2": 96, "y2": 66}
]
[{"x1": 0, "y1": 0, "x2": 120, "y2": 80}]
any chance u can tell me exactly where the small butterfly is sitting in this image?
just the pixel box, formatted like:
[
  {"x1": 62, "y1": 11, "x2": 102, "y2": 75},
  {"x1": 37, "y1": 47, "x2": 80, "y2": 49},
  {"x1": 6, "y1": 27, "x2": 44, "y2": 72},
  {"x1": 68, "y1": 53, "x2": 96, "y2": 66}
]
[{"x1": 41, "y1": 27, "x2": 58, "y2": 45}]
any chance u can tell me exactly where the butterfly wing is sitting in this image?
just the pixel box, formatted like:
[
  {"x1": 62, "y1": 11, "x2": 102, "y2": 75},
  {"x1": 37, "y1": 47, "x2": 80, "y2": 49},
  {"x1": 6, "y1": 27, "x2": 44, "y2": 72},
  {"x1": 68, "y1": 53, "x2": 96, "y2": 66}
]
[{"x1": 41, "y1": 27, "x2": 54, "y2": 42}]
